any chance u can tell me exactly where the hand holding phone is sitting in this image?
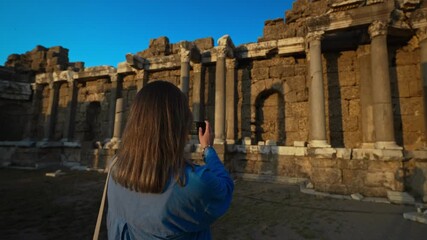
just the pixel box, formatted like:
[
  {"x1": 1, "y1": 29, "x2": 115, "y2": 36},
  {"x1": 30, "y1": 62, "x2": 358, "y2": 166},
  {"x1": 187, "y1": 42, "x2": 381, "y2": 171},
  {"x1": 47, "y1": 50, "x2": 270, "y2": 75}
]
[
  {"x1": 190, "y1": 121, "x2": 206, "y2": 135},
  {"x1": 198, "y1": 121, "x2": 211, "y2": 148}
]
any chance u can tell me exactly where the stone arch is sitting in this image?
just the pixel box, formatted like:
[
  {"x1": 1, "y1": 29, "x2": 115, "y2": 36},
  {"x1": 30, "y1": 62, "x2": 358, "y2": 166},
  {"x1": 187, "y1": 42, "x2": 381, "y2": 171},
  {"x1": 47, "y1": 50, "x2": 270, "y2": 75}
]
[
  {"x1": 84, "y1": 101, "x2": 101, "y2": 141},
  {"x1": 254, "y1": 88, "x2": 285, "y2": 145}
]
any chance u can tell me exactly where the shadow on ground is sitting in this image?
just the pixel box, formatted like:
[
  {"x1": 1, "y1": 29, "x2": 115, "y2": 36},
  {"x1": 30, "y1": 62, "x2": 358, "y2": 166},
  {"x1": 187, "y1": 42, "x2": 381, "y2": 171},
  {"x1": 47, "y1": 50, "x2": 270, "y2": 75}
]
[{"x1": 0, "y1": 168, "x2": 426, "y2": 240}]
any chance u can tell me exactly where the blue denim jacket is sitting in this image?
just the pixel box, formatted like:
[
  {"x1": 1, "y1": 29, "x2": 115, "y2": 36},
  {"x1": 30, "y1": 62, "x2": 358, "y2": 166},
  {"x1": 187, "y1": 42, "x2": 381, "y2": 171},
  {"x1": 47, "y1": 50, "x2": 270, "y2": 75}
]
[{"x1": 107, "y1": 147, "x2": 234, "y2": 240}]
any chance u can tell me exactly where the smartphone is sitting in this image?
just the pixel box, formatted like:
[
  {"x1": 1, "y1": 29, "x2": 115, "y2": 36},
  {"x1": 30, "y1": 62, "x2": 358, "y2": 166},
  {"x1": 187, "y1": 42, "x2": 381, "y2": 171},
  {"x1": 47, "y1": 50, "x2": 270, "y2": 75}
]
[{"x1": 190, "y1": 121, "x2": 206, "y2": 135}]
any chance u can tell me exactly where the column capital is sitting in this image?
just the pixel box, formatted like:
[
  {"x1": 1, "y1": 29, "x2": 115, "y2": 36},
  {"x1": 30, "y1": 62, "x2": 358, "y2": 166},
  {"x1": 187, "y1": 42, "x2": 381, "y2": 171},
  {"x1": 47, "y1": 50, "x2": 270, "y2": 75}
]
[
  {"x1": 191, "y1": 63, "x2": 202, "y2": 73},
  {"x1": 180, "y1": 47, "x2": 191, "y2": 63},
  {"x1": 417, "y1": 27, "x2": 427, "y2": 44},
  {"x1": 109, "y1": 73, "x2": 118, "y2": 82},
  {"x1": 306, "y1": 31, "x2": 324, "y2": 43},
  {"x1": 216, "y1": 35, "x2": 235, "y2": 59},
  {"x1": 368, "y1": 20, "x2": 388, "y2": 39},
  {"x1": 226, "y1": 58, "x2": 237, "y2": 69},
  {"x1": 216, "y1": 46, "x2": 228, "y2": 58}
]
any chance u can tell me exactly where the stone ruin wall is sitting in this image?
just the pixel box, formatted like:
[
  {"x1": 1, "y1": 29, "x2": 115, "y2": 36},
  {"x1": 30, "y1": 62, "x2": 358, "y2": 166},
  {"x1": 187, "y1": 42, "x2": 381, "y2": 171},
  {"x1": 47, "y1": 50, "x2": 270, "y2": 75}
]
[{"x1": 1, "y1": 0, "x2": 427, "y2": 200}]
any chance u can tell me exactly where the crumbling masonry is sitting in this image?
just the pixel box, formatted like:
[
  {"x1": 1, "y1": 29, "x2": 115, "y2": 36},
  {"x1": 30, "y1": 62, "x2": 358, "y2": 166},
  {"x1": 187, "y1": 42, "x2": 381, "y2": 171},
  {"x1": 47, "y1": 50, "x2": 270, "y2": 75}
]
[{"x1": 1, "y1": 0, "x2": 427, "y2": 202}]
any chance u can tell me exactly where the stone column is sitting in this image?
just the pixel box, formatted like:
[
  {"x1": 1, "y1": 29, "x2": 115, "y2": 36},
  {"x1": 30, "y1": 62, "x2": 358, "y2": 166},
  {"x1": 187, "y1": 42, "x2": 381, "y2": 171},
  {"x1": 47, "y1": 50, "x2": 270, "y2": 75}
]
[
  {"x1": 43, "y1": 81, "x2": 60, "y2": 141},
  {"x1": 62, "y1": 79, "x2": 77, "y2": 142},
  {"x1": 307, "y1": 31, "x2": 330, "y2": 148},
  {"x1": 418, "y1": 27, "x2": 427, "y2": 145},
  {"x1": 136, "y1": 69, "x2": 148, "y2": 92},
  {"x1": 180, "y1": 47, "x2": 191, "y2": 95},
  {"x1": 113, "y1": 98, "x2": 124, "y2": 139},
  {"x1": 357, "y1": 45, "x2": 375, "y2": 148},
  {"x1": 226, "y1": 58, "x2": 237, "y2": 144},
  {"x1": 107, "y1": 74, "x2": 120, "y2": 141},
  {"x1": 23, "y1": 83, "x2": 44, "y2": 141},
  {"x1": 214, "y1": 46, "x2": 227, "y2": 144},
  {"x1": 192, "y1": 63, "x2": 203, "y2": 122},
  {"x1": 368, "y1": 20, "x2": 401, "y2": 149}
]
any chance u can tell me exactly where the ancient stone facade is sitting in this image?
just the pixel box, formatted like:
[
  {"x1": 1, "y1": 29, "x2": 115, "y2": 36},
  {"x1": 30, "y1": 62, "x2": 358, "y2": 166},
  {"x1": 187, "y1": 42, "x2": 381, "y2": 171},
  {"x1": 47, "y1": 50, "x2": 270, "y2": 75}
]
[{"x1": 1, "y1": 0, "x2": 427, "y2": 201}]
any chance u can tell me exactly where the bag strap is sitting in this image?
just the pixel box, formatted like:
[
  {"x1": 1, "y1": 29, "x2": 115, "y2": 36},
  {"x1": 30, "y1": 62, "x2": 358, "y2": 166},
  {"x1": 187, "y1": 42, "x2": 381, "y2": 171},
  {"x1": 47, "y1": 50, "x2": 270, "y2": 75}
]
[{"x1": 93, "y1": 156, "x2": 118, "y2": 240}]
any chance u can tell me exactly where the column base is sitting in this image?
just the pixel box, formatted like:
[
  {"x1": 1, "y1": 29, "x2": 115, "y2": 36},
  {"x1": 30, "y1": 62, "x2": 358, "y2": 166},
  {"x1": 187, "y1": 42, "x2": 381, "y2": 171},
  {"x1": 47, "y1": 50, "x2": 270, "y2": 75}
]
[
  {"x1": 308, "y1": 140, "x2": 331, "y2": 148},
  {"x1": 214, "y1": 138, "x2": 225, "y2": 144},
  {"x1": 374, "y1": 141, "x2": 403, "y2": 150},
  {"x1": 359, "y1": 142, "x2": 375, "y2": 149},
  {"x1": 226, "y1": 139, "x2": 236, "y2": 144}
]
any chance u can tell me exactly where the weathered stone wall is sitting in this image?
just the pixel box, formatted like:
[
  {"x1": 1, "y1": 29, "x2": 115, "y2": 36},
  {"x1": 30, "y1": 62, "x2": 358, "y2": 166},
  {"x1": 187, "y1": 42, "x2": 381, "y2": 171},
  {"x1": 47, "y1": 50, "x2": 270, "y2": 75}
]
[
  {"x1": 237, "y1": 56, "x2": 309, "y2": 145},
  {"x1": 5, "y1": 45, "x2": 84, "y2": 74},
  {"x1": 323, "y1": 51, "x2": 361, "y2": 148},
  {"x1": 230, "y1": 146, "x2": 404, "y2": 197},
  {"x1": 1, "y1": 0, "x2": 426, "y2": 201},
  {"x1": 260, "y1": 0, "x2": 329, "y2": 41},
  {"x1": 392, "y1": 41, "x2": 424, "y2": 150}
]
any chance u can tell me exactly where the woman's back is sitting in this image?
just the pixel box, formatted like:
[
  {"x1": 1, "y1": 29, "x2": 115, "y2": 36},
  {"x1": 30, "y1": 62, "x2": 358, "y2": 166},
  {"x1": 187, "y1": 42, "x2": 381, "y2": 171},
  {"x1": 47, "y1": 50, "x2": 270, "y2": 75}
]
[
  {"x1": 106, "y1": 81, "x2": 233, "y2": 239},
  {"x1": 108, "y1": 147, "x2": 233, "y2": 240}
]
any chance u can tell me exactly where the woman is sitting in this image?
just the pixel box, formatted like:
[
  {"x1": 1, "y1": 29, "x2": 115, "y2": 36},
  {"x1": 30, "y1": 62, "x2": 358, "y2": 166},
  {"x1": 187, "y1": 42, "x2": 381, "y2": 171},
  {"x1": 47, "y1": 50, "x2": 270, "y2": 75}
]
[{"x1": 107, "y1": 80, "x2": 234, "y2": 239}]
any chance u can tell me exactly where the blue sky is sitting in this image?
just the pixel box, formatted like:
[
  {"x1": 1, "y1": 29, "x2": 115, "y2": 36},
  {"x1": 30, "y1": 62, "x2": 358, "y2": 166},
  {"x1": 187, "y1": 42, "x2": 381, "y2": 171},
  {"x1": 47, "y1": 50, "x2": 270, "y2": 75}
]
[{"x1": 0, "y1": 0, "x2": 293, "y2": 67}]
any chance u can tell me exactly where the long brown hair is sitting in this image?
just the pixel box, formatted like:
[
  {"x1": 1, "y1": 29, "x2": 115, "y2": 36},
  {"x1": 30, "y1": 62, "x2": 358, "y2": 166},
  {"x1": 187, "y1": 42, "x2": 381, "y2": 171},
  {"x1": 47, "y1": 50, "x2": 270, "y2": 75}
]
[{"x1": 112, "y1": 80, "x2": 192, "y2": 193}]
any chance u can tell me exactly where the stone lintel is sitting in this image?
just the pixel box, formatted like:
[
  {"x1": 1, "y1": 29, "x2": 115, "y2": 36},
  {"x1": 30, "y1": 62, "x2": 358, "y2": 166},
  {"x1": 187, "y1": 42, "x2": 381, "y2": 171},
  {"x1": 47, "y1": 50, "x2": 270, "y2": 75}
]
[
  {"x1": 235, "y1": 40, "x2": 278, "y2": 59},
  {"x1": 52, "y1": 70, "x2": 74, "y2": 82},
  {"x1": 35, "y1": 73, "x2": 52, "y2": 84},
  {"x1": 307, "y1": 1, "x2": 394, "y2": 32},
  {"x1": 277, "y1": 37, "x2": 305, "y2": 47},
  {"x1": 77, "y1": 66, "x2": 116, "y2": 79},
  {"x1": 278, "y1": 45, "x2": 305, "y2": 55},
  {"x1": 146, "y1": 54, "x2": 180, "y2": 70},
  {"x1": 117, "y1": 61, "x2": 134, "y2": 73},
  {"x1": 330, "y1": 0, "x2": 364, "y2": 10},
  {"x1": 234, "y1": 38, "x2": 305, "y2": 59}
]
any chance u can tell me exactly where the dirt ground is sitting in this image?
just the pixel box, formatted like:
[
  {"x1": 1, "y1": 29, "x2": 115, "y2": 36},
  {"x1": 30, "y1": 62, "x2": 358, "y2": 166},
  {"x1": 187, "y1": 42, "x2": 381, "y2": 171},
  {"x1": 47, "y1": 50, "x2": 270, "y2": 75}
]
[{"x1": 0, "y1": 167, "x2": 426, "y2": 240}]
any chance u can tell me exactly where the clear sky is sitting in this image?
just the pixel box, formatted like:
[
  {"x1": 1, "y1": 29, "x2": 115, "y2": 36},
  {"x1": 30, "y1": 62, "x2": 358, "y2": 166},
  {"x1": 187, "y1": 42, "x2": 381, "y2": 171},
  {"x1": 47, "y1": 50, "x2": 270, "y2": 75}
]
[{"x1": 0, "y1": 0, "x2": 293, "y2": 67}]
